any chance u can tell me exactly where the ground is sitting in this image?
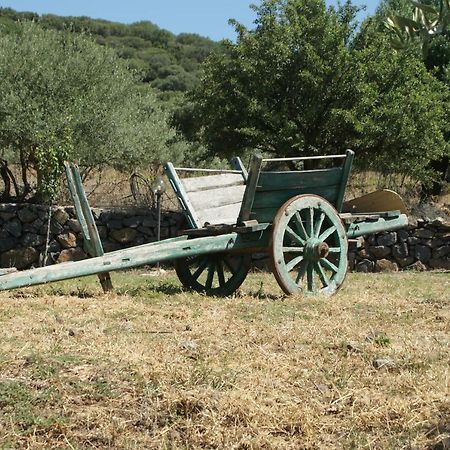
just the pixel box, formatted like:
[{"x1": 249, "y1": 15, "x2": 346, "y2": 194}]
[{"x1": 0, "y1": 270, "x2": 448, "y2": 449}]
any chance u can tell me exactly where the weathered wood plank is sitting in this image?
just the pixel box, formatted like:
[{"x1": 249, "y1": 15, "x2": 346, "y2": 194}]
[
  {"x1": 252, "y1": 186, "x2": 339, "y2": 209},
  {"x1": 230, "y1": 156, "x2": 248, "y2": 181},
  {"x1": 335, "y1": 149, "x2": 354, "y2": 212},
  {"x1": 257, "y1": 167, "x2": 342, "y2": 192},
  {"x1": 237, "y1": 154, "x2": 263, "y2": 224},
  {"x1": 342, "y1": 189, "x2": 407, "y2": 214},
  {"x1": 189, "y1": 184, "x2": 245, "y2": 211},
  {"x1": 198, "y1": 202, "x2": 242, "y2": 226},
  {"x1": 182, "y1": 173, "x2": 244, "y2": 193},
  {"x1": 0, "y1": 232, "x2": 271, "y2": 291}
]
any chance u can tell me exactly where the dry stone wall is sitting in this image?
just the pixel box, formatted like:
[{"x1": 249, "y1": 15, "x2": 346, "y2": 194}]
[
  {"x1": 0, "y1": 204, "x2": 185, "y2": 270},
  {"x1": 0, "y1": 203, "x2": 449, "y2": 272}
]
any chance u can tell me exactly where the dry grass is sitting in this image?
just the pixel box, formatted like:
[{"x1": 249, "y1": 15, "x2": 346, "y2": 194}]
[{"x1": 0, "y1": 270, "x2": 448, "y2": 449}]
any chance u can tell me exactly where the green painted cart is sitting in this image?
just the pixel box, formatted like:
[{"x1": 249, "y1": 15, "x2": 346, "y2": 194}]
[{"x1": 0, "y1": 151, "x2": 407, "y2": 296}]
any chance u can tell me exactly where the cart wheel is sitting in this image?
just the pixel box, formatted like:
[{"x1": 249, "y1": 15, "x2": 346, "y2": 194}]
[
  {"x1": 174, "y1": 253, "x2": 251, "y2": 296},
  {"x1": 271, "y1": 194, "x2": 348, "y2": 296}
]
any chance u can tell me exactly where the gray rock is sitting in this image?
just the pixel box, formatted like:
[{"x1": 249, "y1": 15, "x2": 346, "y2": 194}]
[
  {"x1": 356, "y1": 259, "x2": 375, "y2": 273},
  {"x1": 57, "y1": 232, "x2": 77, "y2": 249},
  {"x1": 375, "y1": 259, "x2": 399, "y2": 272},
  {"x1": 0, "y1": 231, "x2": 18, "y2": 252},
  {"x1": 415, "y1": 245, "x2": 432, "y2": 263},
  {"x1": 369, "y1": 246, "x2": 391, "y2": 258},
  {"x1": 21, "y1": 233, "x2": 46, "y2": 247},
  {"x1": 97, "y1": 225, "x2": 107, "y2": 239},
  {"x1": 17, "y1": 208, "x2": 38, "y2": 223},
  {"x1": 431, "y1": 239, "x2": 445, "y2": 249},
  {"x1": 67, "y1": 218, "x2": 81, "y2": 233},
  {"x1": 414, "y1": 228, "x2": 434, "y2": 239},
  {"x1": 433, "y1": 245, "x2": 450, "y2": 259},
  {"x1": 392, "y1": 242, "x2": 409, "y2": 259},
  {"x1": 180, "y1": 340, "x2": 198, "y2": 351},
  {"x1": 406, "y1": 260, "x2": 428, "y2": 271},
  {"x1": 1, "y1": 247, "x2": 39, "y2": 270},
  {"x1": 4, "y1": 218, "x2": 22, "y2": 238},
  {"x1": 397, "y1": 229, "x2": 409, "y2": 242},
  {"x1": 57, "y1": 247, "x2": 87, "y2": 263},
  {"x1": 142, "y1": 216, "x2": 156, "y2": 228},
  {"x1": 137, "y1": 226, "x2": 154, "y2": 237},
  {"x1": 377, "y1": 232, "x2": 397, "y2": 246},
  {"x1": 123, "y1": 216, "x2": 143, "y2": 228},
  {"x1": 23, "y1": 218, "x2": 44, "y2": 233},
  {"x1": 110, "y1": 228, "x2": 137, "y2": 244},
  {"x1": 102, "y1": 241, "x2": 122, "y2": 253},
  {"x1": 0, "y1": 212, "x2": 16, "y2": 221},
  {"x1": 106, "y1": 219, "x2": 123, "y2": 230},
  {"x1": 372, "y1": 358, "x2": 395, "y2": 369},
  {"x1": 407, "y1": 236, "x2": 421, "y2": 245},
  {"x1": 396, "y1": 256, "x2": 415, "y2": 268},
  {"x1": 47, "y1": 240, "x2": 61, "y2": 253},
  {"x1": 53, "y1": 208, "x2": 70, "y2": 225}
]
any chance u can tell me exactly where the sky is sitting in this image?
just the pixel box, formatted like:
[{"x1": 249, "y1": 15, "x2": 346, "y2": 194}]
[{"x1": 0, "y1": 0, "x2": 380, "y2": 41}]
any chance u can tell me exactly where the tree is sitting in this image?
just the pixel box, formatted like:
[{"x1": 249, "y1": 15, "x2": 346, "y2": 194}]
[{"x1": 190, "y1": 0, "x2": 448, "y2": 184}]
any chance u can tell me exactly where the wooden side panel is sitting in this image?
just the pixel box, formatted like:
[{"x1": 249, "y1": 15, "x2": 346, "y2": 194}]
[
  {"x1": 252, "y1": 186, "x2": 339, "y2": 209},
  {"x1": 182, "y1": 173, "x2": 244, "y2": 193},
  {"x1": 257, "y1": 167, "x2": 342, "y2": 192},
  {"x1": 198, "y1": 202, "x2": 243, "y2": 226},
  {"x1": 189, "y1": 184, "x2": 245, "y2": 211}
]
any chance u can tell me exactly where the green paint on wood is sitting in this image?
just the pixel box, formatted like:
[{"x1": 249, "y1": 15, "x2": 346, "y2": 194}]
[
  {"x1": 335, "y1": 150, "x2": 354, "y2": 212},
  {"x1": 237, "y1": 154, "x2": 263, "y2": 225},
  {"x1": 346, "y1": 214, "x2": 408, "y2": 238}
]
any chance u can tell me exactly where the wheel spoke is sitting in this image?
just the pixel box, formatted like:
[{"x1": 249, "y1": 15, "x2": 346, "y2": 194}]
[
  {"x1": 314, "y1": 261, "x2": 330, "y2": 287},
  {"x1": 283, "y1": 246, "x2": 304, "y2": 253},
  {"x1": 319, "y1": 225, "x2": 337, "y2": 242},
  {"x1": 328, "y1": 247, "x2": 342, "y2": 253},
  {"x1": 217, "y1": 260, "x2": 226, "y2": 286},
  {"x1": 205, "y1": 263, "x2": 215, "y2": 289},
  {"x1": 285, "y1": 225, "x2": 305, "y2": 246},
  {"x1": 308, "y1": 207, "x2": 314, "y2": 237},
  {"x1": 321, "y1": 257, "x2": 339, "y2": 274},
  {"x1": 192, "y1": 258, "x2": 209, "y2": 280},
  {"x1": 296, "y1": 260, "x2": 309, "y2": 283},
  {"x1": 294, "y1": 212, "x2": 309, "y2": 239},
  {"x1": 314, "y1": 212, "x2": 325, "y2": 238},
  {"x1": 307, "y1": 264, "x2": 314, "y2": 291},
  {"x1": 286, "y1": 255, "x2": 304, "y2": 272}
]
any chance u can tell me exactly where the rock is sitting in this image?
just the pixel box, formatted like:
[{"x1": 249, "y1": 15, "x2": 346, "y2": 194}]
[
  {"x1": 142, "y1": 216, "x2": 156, "y2": 228},
  {"x1": 372, "y1": 358, "x2": 395, "y2": 369},
  {"x1": 123, "y1": 216, "x2": 143, "y2": 228},
  {"x1": 429, "y1": 258, "x2": 450, "y2": 270},
  {"x1": 97, "y1": 225, "x2": 107, "y2": 239},
  {"x1": 53, "y1": 208, "x2": 70, "y2": 225},
  {"x1": 392, "y1": 242, "x2": 409, "y2": 259},
  {"x1": 408, "y1": 237, "x2": 421, "y2": 245},
  {"x1": 23, "y1": 218, "x2": 44, "y2": 233},
  {"x1": 406, "y1": 260, "x2": 428, "y2": 272},
  {"x1": 433, "y1": 245, "x2": 450, "y2": 259},
  {"x1": 375, "y1": 259, "x2": 398, "y2": 272},
  {"x1": 17, "y1": 208, "x2": 38, "y2": 223},
  {"x1": 102, "y1": 241, "x2": 122, "y2": 253},
  {"x1": 431, "y1": 217, "x2": 446, "y2": 227},
  {"x1": 356, "y1": 259, "x2": 375, "y2": 273},
  {"x1": 110, "y1": 228, "x2": 137, "y2": 244},
  {"x1": 0, "y1": 211, "x2": 16, "y2": 221},
  {"x1": 315, "y1": 383, "x2": 330, "y2": 395},
  {"x1": 4, "y1": 219, "x2": 22, "y2": 238},
  {"x1": 397, "y1": 229, "x2": 409, "y2": 242},
  {"x1": 57, "y1": 247, "x2": 87, "y2": 263},
  {"x1": 57, "y1": 232, "x2": 77, "y2": 249},
  {"x1": 67, "y1": 218, "x2": 81, "y2": 233},
  {"x1": 415, "y1": 245, "x2": 432, "y2": 263},
  {"x1": 377, "y1": 232, "x2": 397, "y2": 246},
  {"x1": 180, "y1": 340, "x2": 198, "y2": 351},
  {"x1": 431, "y1": 239, "x2": 445, "y2": 249},
  {"x1": 414, "y1": 228, "x2": 435, "y2": 239},
  {"x1": 106, "y1": 219, "x2": 123, "y2": 230},
  {"x1": 21, "y1": 233, "x2": 46, "y2": 247},
  {"x1": 396, "y1": 256, "x2": 415, "y2": 268},
  {"x1": 47, "y1": 239, "x2": 61, "y2": 253},
  {"x1": 133, "y1": 235, "x2": 147, "y2": 246},
  {"x1": 0, "y1": 230, "x2": 17, "y2": 252},
  {"x1": 369, "y1": 246, "x2": 391, "y2": 258},
  {"x1": 137, "y1": 226, "x2": 154, "y2": 237},
  {"x1": 1, "y1": 247, "x2": 39, "y2": 270},
  {"x1": 348, "y1": 252, "x2": 356, "y2": 272}
]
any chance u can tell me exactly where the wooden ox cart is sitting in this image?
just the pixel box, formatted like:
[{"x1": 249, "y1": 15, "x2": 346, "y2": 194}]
[{"x1": 0, "y1": 151, "x2": 408, "y2": 296}]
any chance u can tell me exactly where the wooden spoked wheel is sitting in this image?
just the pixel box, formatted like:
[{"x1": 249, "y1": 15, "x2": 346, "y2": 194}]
[
  {"x1": 271, "y1": 195, "x2": 348, "y2": 296},
  {"x1": 174, "y1": 253, "x2": 251, "y2": 296}
]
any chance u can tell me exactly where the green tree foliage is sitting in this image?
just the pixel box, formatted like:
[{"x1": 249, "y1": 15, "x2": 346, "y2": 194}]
[
  {"x1": 0, "y1": 22, "x2": 183, "y2": 202},
  {"x1": 190, "y1": 0, "x2": 448, "y2": 182},
  {"x1": 0, "y1": 8, "x2": 218, "y2": 96}
]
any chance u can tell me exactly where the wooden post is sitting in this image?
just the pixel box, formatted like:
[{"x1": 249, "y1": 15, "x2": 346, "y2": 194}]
[
  {"x1": 335, "y1": 149, "x2": 354, "y2": 213},
  {"x1": 237, "y1": 154, "x2": 263, "y2": 225},
  {"x1": 64, "y1": 162, "x2": 113, "y2": 292},
  {"x1": 230, "y1": 156, "x2": 248, "y2": 181}
]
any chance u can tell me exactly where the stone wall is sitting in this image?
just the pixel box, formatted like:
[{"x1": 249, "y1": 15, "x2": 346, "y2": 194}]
[
  {"x1": 0, "y1": 203, "x2": 449, "y2": 272},
  {"x1": 349, "y1": 218, "x2": 450, "y2": 272},
  {"x1": 0, "y1": 204, "x2": 185, "y2": 270}
]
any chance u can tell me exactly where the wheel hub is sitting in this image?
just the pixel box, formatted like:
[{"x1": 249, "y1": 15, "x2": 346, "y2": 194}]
[{"x1": 304, "y1": 238, "x2": 329, "y2": 261}]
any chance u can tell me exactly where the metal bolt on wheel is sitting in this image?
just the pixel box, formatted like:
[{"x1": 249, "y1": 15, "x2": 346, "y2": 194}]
[
  {"x1": 174, "y1": 253, "x2": 251, "y2": 296},
  {"x1": 271, "y1": 195, "x2": 348, "y2": 296}
]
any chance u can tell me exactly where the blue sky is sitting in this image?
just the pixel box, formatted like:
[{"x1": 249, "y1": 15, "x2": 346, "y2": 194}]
[{"x1": 0, "y1": 0, "x2": 380, "y2": 41}]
